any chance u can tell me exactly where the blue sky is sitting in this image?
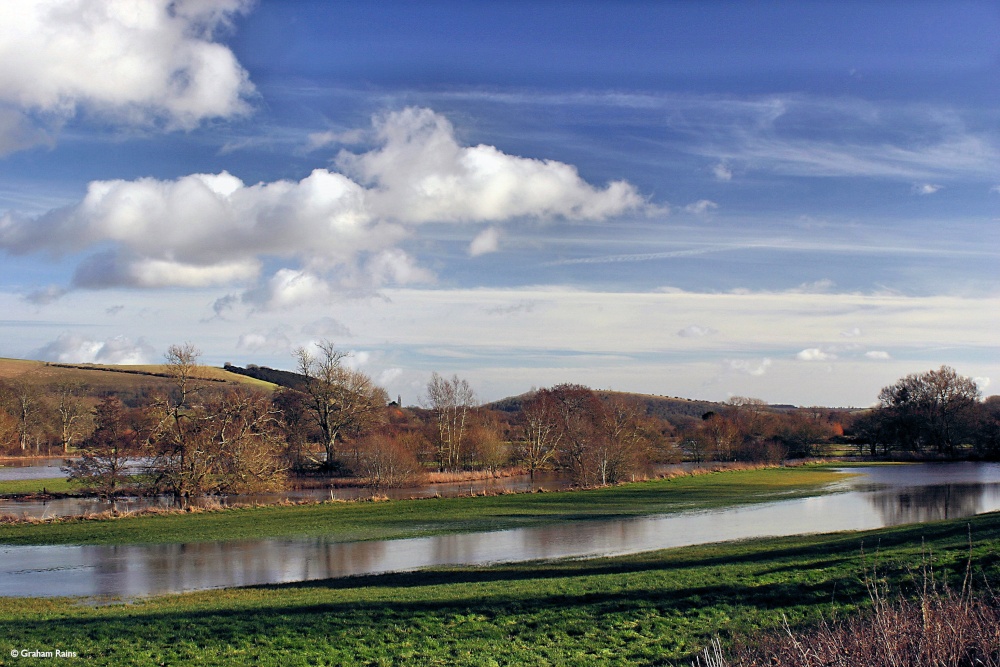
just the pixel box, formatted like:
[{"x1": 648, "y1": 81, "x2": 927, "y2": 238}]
[{"x1": 0, "y1": 0, "x2": 997, "y2": 407}]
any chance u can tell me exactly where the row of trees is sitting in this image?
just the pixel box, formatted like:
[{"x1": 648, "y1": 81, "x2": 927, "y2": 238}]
[
  {"x1": 56, "y1": 343, "x2": 670, "y2": 493},
  {"x1": 0, "y1": 379, "x2": 91, "y2": 455},
  {"x1": 680, "y1": 397, "x2": 842, "y2": 463},
  {"x1": 6, "y1": 347, "x2": 997, "y2": 496},
  {"x1": 851, "y1": 366, "x2": 999, "y2": 458}
]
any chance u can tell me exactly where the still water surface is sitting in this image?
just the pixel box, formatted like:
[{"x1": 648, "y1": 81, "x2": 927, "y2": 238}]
[
  {"x1": 0, "y1": 471, "x2": 579, "y2": 519},
  {"x1": 1, "y1": 462, "x2": 999, "y2": 597}
]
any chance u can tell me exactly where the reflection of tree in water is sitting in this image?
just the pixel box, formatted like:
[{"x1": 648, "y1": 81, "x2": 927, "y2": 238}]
[
  {"x1": 319, "y1": 538, "x2": 388, "y2": 578},
  {"x1": 89, "y1": 538, "x2": 393, "y2": 596},
  {"x1": 867, "y1": 484, "x2": 984, "y2": 526},
  {"x1": 519, "y1": 516, "x2": 649, "y2": 560}
]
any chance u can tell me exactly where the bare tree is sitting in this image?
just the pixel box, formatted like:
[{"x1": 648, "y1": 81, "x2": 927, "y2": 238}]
[
  {"x1": 149, "y1": 385, "x2": 289, "y2": 496},
  {"x1": 64, "y1": 396, "x2": 141, "y2": 496},
  {"x1": 0, "y1": 378, "x2": 41, "y2": 453},
  {"x1": 975, "y1": 395, "x2": 1000, "y2": 458},
  {"x1": 700, "y1": 411, "x2": 739, "y2": 461},
  {"x1": 52, "y1": 381, "x2": 92, "y2": 453},
  {"x1": 294, "y1": 341, "x2": 388, "y2": 469},
  {"x1": 271, "y1": 387, "x2": 316, "y2": 469},
  {"x1": 547, "y1": 384, "x2": 604, "y2": 485},
  {"x1": 425, "y1": 373, "x2": 477, "y2": 471},
  {"x1": 148, "y1": 343, "x2": 208, "y2": 496},
  {"x1": 464, "y1": 409, "x2": 510, "y2": 474},
  {"x1": 595, "y1": 396, "x2": 648, "y2": 485},
  {"x1": 726, "y1": 396, "x2": 773, "y2": 457},
  {"x1": 355, "y1": 431, "x2": 425, "y2": 490},
  {"x1": 207, "y1": 387, "x2": 288, "y2": 494},
  {"x1": 517, "y1": 389, "x2": 563, "y2": 479},
  {"x1": 0, "y1": 409, "x2": 18, "y2": 454},
  {"x1": 877, "y1": 366, "x2": 980, "y2": 456}
]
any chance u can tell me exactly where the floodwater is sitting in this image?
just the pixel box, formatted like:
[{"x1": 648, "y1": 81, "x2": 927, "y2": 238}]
[
  {"x1": 0, "y1": 458, "x2": 66, "y2": 481},
  {"x1": 1, "y1": 462, "x2": 999, "y2": 597},
  {"x1": 0, "y1": 471, "x2": 578, "y2": 519},
  {"x1": 0, "y1": 467, "x2": 682, "y2": 519}
]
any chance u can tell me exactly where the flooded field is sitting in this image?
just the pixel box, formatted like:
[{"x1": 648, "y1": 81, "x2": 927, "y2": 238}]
[{"x1": 1, "y1": 462, "x2": 998, "y2": 597}]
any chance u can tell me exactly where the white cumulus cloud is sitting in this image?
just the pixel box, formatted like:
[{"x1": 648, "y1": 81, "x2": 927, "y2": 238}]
[
  {"x1": 712, "y1": 162, "x2": 733, "y2": 181},
  {"x1": 796, "y1": 348, "x2": 836, "y2": 361},
  {"x1": 2, "y1": 108, "x2": 645, "y2": 303},
  {"x1": 913, "y1": 183, "x2": 942, "y2": 195},
  {"x1": 245, "y1": 269, "x2": 336, "y2": 310},
  {"x1": 337, "y1": 107, "x2": 647, "y2": 223},
  {"x1": 469, "y1": 227, "x2": 501, "y2": 256},
  {"x1": 36, "y1": 333, "x2": 153, "y2": 364},
  {"x1": 728, "y1": 358, "x2": 772, "y2": 376},
  {"x1": 677, "y1": 325, "x2": 717, "y2": 338},
  {"x1": 684, "y1": 199, "x2": 718, "y2": 215},
  {"x1": 864, "y1": 350, "x2": 891, "y2": 360},
  {"x1": 236, "y1": 329, "x2": 292, "y2": 353},
  {"x1": 0, "y1": 0, "x2": 254, "y2": 154}
]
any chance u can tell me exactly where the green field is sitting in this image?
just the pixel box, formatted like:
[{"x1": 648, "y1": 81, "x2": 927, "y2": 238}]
[
  {"x1": 0, "y1": 510, "x2": 997, "y2": 666},
  {"x1": 0, "y1": 466, "x2": 849, "y2": 545},
  {"x1": 0, "y1": 477, "x2": 73, "y2": 496}
]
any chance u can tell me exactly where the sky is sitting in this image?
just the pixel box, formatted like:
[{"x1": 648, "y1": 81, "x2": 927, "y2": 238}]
[{"x1": 0, "y1": 0, "x2": 997, "y2": 407}]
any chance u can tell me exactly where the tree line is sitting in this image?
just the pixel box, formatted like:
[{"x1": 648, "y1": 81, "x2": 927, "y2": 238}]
[
  {"x1": 850, "y1": 366, "x2": 999, "y2": 459},
  {"x1": 1, "y1": 347, "x2": 997, "y2": 496}
]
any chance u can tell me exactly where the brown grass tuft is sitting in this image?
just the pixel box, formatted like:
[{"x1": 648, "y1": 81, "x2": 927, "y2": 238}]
[
  {"x1": 423, "y1": 466, "x2": 529, "y2": 484},
  {"x1": 694, "y1": 556, "x2": 1000, "y2": 667}
]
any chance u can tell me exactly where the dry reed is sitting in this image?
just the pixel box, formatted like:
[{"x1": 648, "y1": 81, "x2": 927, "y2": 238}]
[
  {"x1": 694, "y1": 554, "x2": 1000, "y2": 667},
  {"x1": 423, "y1": 466, "x2": 529, "y2": 484}
]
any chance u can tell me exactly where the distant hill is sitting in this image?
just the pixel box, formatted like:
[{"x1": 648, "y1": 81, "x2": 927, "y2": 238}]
[
  {"x1": 0, "y1": 358, "x2": 276, "y2": 402},
  {"x1": 486, "y1": 389, "x2": 832, "y2": 425},
  {"x1": 222, "y1": 363, "x2": 308, "y2": 391},
  {"x1": 600, "y1": 391, "x2": 726, "y2": 422},
  {"x1": 487, "y1": 389, "x2": 726, "y2": 424}
]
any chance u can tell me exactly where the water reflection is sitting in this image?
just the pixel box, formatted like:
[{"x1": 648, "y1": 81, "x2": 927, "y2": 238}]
[
  {"x1": 0, "y1": 470, "x2": 623, "y2": 519},
  {"x1": 2, "y1": 463, "x2": 1000, "y2": 598},
  {"x1": 0, "y1": 458, "x2": 65, "y2": 481},
  {"x1": 868, "y1": 484, "x2": 995, "y2": 525},
  {"x1": 0, "y1": 463, "x2": 719, "y2": 519}
]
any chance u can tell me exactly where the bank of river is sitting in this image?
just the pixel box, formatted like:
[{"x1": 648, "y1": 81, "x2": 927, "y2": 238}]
[
  {"x1": 0, "y1": 463, "x2": 998, "y2": 597},
  {"x1": 0, "y1": 463, "x2": 735, "y2": 519}
]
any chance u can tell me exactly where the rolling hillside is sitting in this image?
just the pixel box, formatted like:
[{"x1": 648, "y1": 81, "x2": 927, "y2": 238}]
[
  {"x1": 488, "y1": 389, "x2": 726, "y2": 424},
  {"x1": 0, "y1": 358, "x2": 276, "y2": 397}
]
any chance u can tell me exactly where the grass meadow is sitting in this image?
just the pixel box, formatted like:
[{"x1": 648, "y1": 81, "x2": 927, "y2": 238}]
[{"x1": 0, "y1": 511, "x2": 997, "y2": 666}]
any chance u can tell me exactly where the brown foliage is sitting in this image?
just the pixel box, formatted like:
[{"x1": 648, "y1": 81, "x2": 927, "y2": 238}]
[
  {"x1": 354, "y1": 431, "x2": 426, "y2": 490},
  {"x1": 696, "y1": 562, "x2": 1000, "y2": 667},
  {"x1": 464, "y1": 409, "x2": 510, "y2": 473}
]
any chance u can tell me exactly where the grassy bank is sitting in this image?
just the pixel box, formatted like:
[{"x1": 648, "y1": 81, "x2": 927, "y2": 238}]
[
  {"x1": 0, "y1": 466, "x2": 849, "y2": 546},
  {"x1": 0, "y1": 477, "x2": 73, "y2": 496},
  {"x1": 1, "y1": 510, "x2": 997, "y2": 666}
]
